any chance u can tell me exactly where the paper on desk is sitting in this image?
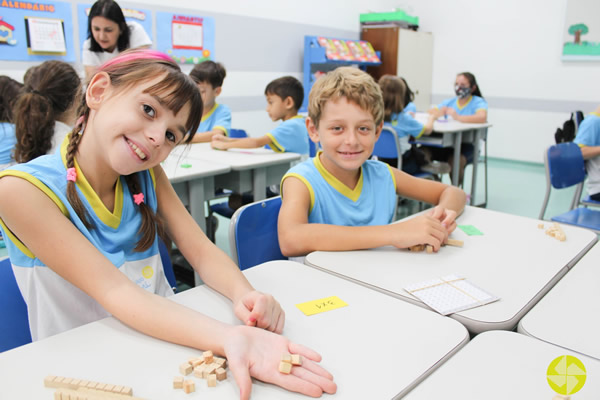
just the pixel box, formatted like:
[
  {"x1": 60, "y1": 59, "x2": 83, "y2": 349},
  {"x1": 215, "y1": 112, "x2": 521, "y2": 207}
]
[{"x1": 404, "y1": 275, "x2": 499, "y2": 315}]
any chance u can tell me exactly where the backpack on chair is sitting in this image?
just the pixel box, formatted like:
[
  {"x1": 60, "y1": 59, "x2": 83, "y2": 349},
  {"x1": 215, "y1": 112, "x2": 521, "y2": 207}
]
[{"x1": 555, "y1": 111, "x2": 584, "y2": 144}]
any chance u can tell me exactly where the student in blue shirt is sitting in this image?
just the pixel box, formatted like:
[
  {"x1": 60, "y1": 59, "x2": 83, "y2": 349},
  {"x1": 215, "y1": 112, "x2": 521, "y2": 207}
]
[
  {"x1": 0, "y1": 76, "x2": 23, "y2": 170},
  {"x1": 278, "y1": 67, "x2": 466, "y2": 257},
  {"x1": 189, "y1": 61, "x2": 232, "y2": 143},
  {"x1": 426, "y1": 72, "x2": 488, "y2": 185},
  {"x1": 211, "y1": 76, "x2": 309, "y2": 155},
  {"x1": 574, "y1": 105, "x2": 600, "y2": 200}
]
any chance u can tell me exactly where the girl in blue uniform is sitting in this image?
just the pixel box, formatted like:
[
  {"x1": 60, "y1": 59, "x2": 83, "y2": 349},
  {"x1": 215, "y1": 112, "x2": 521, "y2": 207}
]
[
  {"x1": 0, "y1": 50, "x2": 335, "y2": 399},
  {"x1": 426, "y1": 72, "x2": 488, "y2": 185}
]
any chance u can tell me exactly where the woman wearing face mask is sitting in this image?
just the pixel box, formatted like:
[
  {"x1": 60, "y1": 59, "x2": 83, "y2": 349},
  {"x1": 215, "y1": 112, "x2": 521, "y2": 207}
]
[
  {"x1": 82, "y1": 0, "x2": 152, "y2": 80},
  {"x1": 425, "y1": 72, "x2": 487, "y2": 185}
]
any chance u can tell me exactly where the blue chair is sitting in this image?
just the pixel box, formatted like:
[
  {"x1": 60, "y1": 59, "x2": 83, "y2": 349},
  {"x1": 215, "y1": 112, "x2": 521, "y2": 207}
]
[
  {"x1": 0, "y1": 258, "x2": 32, "y2": 352},
  {"x1": 229, "y1": 129, "x2": 248, "y2": 139},
  {"x1": 229, "y1": 196, "x2": 286, "y2": 270},
  {"x1": 539, "y1": 142, "x2": 600, "y2": 232},
  {"x1": 158, "y1": 239, "x2": 177, "y2": 293}
]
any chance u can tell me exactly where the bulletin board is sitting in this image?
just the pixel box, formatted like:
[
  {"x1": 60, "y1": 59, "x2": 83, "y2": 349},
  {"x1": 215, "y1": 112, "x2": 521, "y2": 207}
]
[
  {"x1": 156, "y1": 12, "x2": 214, "y2": 64},
  {"x1": 562, "y1": 0, "x2": 600, "y2": 60},
  {"x1": 0, "y1": 0, "x2": 75, "y2": 61},
  {"x1": 77, "y1": 3, "x2": 152, "y2": 54}
]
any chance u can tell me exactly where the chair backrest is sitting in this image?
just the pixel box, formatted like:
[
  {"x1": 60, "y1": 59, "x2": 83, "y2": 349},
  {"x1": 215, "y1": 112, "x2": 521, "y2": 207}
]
[
  {"x1": 158, "y1": 239, "x2": 177, "y2": 293},
  {"x1": 546, "y1": 142, "x2": 586, "y2": 189},
  {"x1": 309, "y1": 138, "x2": 317, "y2": 157},
  {"x1": 229, "y1": 196, "x2": 286, "y2": 270},
  {"x1": 0, "y1": 258, "x2": 32, "y2": 352},
  {"x1": 229, "y1": 129, "x2": 248, "y2": 138},
  {"x1": 372, "y1": 126, "x2": 402, "y2": 168}
]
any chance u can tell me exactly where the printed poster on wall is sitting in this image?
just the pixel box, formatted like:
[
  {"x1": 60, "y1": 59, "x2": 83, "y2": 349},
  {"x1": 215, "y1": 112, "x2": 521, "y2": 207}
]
[
  {"x1": 0, "y1": 1, "x2": 75, "y2": 61},
  {"x1": 562, "y1": 0, "x2": 600, "y2": 60},
  {"x1": 77, "y1": 3, "x2": 152, "y2": 57},
  {"x1": 156, "y1": 12, "x2": 214, "y2": 64}
]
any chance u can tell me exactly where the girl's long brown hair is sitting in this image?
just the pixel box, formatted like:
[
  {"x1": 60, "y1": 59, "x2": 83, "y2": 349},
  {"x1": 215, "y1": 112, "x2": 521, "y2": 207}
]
[
  {"x1": 67, "y1": 49, "x2": 203, "y2": 251},
  {"x1": 13, "y1": 61, "x2": 81, "y2": 163},
  {"x1": 378, "y1": 75, "x2": 406, "y2": 122}
]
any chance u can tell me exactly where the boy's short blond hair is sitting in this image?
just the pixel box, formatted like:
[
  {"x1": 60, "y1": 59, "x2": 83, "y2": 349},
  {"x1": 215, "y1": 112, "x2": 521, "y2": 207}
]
[{"x1": 308, "y1": 67, "x2": 384, "y2": 128}]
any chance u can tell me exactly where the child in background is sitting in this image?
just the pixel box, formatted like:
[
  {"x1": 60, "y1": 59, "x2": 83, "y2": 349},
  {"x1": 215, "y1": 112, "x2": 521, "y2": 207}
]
[
  {"x1": 278, "y1": 67, "x2": 466, "y2": 257},
  {"x1": 0, "y1": 76, "x2": 23, "y2": 170},
  {"x1": 378, "y1": 75, "x2": 439, "y2": 175},
  {"x1": 189, "y1": 60, "x2": 231, "y2": 143},
  {"x1": 211, "y1": 76, "x2": 309, "y2": 155},
  {"x1": 13, "y1": 61, "x2": 81, "y2": 163},
  {"x1": 426, "y1": 72, "x2": 488, "y2": 185},
  {"x1": 0, "y1": 50, "x2": 335, "y2": 399},
  {"x1": 399, "y1": 76, "x2": 416, "y2": 114},
  {"x1": 574, "y1": 105, "x2": 600, "y2": 201}
]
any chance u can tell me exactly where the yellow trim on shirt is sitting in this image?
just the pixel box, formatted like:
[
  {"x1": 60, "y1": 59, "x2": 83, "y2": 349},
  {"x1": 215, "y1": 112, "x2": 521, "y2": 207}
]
[
  {"x1": 590, "y1": 112, "x2": 600, "y2": 118},
  {"x1": 414, "y1": 126, "x2": 427, "y2": 139},
  {"x1": 213, "y1": 125, "x2": 228, "y2": 135},
  {"x1": 456, "y1": 96, "x2": 473, "y2": 111},
  {"x1": 60, "y1": 135, "x2": 123, "y2": 229},
  {"x1": 314, "y1": 151, "x2": 363, "y2": 202},
  {"x1": 266, "y1": 133, "x2": 284, "y2": 153},
  {"x1": 0, "y1": 170, "x2": 71, "y2": 258},
  {"x1": 282, "y1": 173, "x2": 315, "y2": 213},
  {"x1": 201, "y1": 103, "x2": 219, "y2": 122},
  {"x1": 386, "y1": 164, "x2": 397, "y2": 191}
]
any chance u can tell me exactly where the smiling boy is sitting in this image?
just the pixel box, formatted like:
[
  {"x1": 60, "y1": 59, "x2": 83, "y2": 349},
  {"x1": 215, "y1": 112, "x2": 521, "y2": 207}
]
[{"x1": 278, "y1": 67, "x2": 467, "y2": 257}]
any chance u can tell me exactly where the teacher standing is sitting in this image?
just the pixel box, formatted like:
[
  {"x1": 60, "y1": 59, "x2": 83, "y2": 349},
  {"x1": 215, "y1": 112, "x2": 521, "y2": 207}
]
[{"x1": 82, "y1": 0, "x2": 152, "y2": 80}]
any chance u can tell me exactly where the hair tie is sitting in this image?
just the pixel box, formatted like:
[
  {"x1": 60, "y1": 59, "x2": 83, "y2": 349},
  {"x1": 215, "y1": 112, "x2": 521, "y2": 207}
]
[
  {"x1": 76, "y1": 115, "x2": 86, "y2": 135},
  {"x1": 27, "y1": 88, "x2": 43, "y2": 97},
  {"x1": 66, "y1": 167, "x2": 77, "y2": 182},
  {"x1": 133, "y1": 193, "x2": 144, "y2": 205}
]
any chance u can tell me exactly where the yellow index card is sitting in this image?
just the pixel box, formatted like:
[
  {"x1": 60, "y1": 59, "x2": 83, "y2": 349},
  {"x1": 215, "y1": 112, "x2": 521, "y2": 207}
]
[{"x1": 296, "y1": 296, "x2": 348, "y2": 316}]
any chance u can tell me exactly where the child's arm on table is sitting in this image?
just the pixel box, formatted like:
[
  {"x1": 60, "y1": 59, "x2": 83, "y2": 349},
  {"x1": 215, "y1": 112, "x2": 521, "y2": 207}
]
[
  {"x1": 0, "y1": 174, "x2": 336, "y2": 399},
  {"x1": 191, "y1": 128, "x2": 226, "y2": 143},
  {"x1": 211, "y1": 134, "x2": 271, "y2": 150},
  {"x1": 446, "y1": 108, "x2": 487, "y2": 123},
  {"x1": 278, "y1": 175, "x2": 465, "y2": 257}
]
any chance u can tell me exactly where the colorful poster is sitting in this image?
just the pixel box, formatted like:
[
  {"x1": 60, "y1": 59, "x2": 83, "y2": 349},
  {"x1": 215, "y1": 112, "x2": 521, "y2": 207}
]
[
  {"x1": 156, "y1": 12, "x2": 214, "y2": 65},
  {"x1": 0, "y1": 1, "x2": 75, "y2": 61},
  {"x1": 77, "y1": 3, "x2": 152, "y2": 57}
]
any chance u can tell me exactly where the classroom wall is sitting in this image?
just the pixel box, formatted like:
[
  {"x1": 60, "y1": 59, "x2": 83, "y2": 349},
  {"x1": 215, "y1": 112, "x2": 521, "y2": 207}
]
[{"x1": 3, "y1": 0, "x2": 598, "y2": 163}]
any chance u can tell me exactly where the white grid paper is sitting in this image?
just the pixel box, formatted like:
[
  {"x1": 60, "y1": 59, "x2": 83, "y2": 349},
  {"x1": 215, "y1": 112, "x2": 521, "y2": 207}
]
[{"x1": 404, "y1": 274, "x2": 499, "y2": 315}]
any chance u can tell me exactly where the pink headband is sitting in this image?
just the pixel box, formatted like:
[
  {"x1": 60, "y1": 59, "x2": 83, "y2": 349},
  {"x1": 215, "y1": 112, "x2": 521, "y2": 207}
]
[{"x1": 98, "y1": 49, "x2": 174, "y2": 72}]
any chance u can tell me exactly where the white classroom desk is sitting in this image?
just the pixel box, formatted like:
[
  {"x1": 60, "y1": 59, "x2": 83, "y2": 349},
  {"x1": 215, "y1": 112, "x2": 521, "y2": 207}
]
[
  {"x1": 173, "y1": 143, "x2": 301, "y2": 201},
  {"x1": 413, "y1": 113, "x2": 492, "y2": 206},
  {"x1": 518, "y1": 242, "x2": 600, "y2": 361},
  {"x1": 304, "y1": 206, "x2": 598, "y2": 334},
  {"x1": 0, "y1": 260, "x2": 469, "y2": 399},
  {"x1": 161, "y1": 154, "x2": 230, "y2": 233},
  {"x1": 404, "y1": 330, "x2": 600, "y2": 399}
]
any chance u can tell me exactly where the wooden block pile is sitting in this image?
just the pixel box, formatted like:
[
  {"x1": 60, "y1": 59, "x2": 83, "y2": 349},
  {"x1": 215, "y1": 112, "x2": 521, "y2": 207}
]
[
  {"x1": 44, "y1": 375, "x2": 143, "y2": 400},
  {"x1": 539, "y1": 222, "x2": 566, "y2": 241},
  {"x1": 408, "y1": 239, "x2": 464, "y2": 253},
  {"x1": 278, "y1": 353, "x2": 302, "y2": 374},
  {"x1": 174, "y1": 350, "x2": 228, "y2": 394}
]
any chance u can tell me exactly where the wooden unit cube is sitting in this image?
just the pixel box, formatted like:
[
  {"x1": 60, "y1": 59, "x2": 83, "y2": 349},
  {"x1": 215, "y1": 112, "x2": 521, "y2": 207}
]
[
  {"x1": 446, "y1": 239, "x2": 464, "y2": 247},
  {"x1": 183, "y1": 380, "x2": 195, "y2": 394},
  {"x1": 179, "y1": 362, "x2": 193, "y2": 376},
  {"x1": 291, "y1": 354, "x2": 302, "y2": 366},
  {"x1": 173, "y1": 376, "x2": 184, "y2": 389},
  {"x1": 207, "y1": 374, "x2": 217, "y2": 387},
  {"x1": 203, "y1": 350, "x2": 214, "y2": 364},
  {"x1": 426, "y1": 245, "x2": 433, "y2": 254},
  {"x1": 281, "y1": 353, "x2": 292, "y2": 363},
  {"x1": 214, "y1": 357, "x2": 227, "y2": 368},
  {"x1": 193, "y1": 365, "x2": 205, "y2": 378},
  {"x1": 190, "y1": 357, "x2": 204, "y2": 367},
  {"x1": 216, "y1": 368, "x2": 227, "y2": 381},
  {"x1": 279, "y1": 361, "x2": 292, "y2": 374}
]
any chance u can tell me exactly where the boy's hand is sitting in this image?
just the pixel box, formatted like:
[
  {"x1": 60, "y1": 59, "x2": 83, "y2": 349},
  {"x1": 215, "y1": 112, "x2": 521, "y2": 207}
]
[
  {"x1": 211, "y1": 135, "x2": 232, "y2": 150},
  {"x1": 223, "y1": 325, "x2": 337, "y2": 400},
  {"x1": 427, "y1": 206, "x2": 458, "y2": 237},
  {"x1": 233, "y1": 290, "x2": 285, "y2": 333},
  {"x1": 392, "y1": 215, "x2": 447, "y2": 251}
]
